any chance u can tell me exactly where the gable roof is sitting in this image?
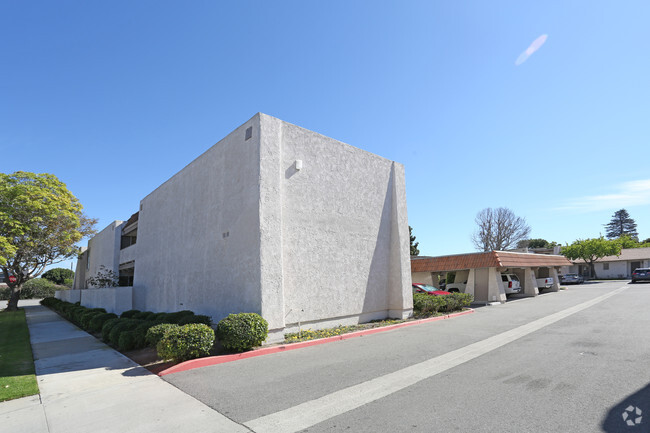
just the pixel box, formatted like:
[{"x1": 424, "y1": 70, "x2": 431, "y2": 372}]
[{"x1": 411, "y1": 251, "x2": 572, "y2": 273}]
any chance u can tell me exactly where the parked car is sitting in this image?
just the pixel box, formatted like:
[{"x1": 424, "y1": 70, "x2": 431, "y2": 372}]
[
  {"x1": 501, "y1": 273, "x2": 522, "y2": 295},
  {"x1": 631, "y1": 268, "x2": 650, "y2": 283},
  {"x1": 560, "y1": 273, "x2": 584, "y2": 284},
  {"x1": 536, "y1": 277, "x2": 554, "y2": 291},
  {"x1": 445, "y1": 281, "x2": 466, "y2": 293},
  {"x1": 412, "y1": 284, "x2": 451, "y2": 296}
]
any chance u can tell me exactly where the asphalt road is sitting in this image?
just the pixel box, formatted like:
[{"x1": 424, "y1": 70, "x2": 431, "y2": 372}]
[{"x1": 164, "y1": 281, "x2": 650, "y2": 433}]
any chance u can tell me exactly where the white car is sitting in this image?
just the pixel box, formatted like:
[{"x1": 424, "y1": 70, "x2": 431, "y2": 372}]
[{"x1": 501, "y1": 273, "x2": 521, "y2": 294}]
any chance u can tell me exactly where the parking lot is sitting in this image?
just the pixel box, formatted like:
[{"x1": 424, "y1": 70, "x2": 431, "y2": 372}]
[{"x1": 163, "y1": 280, "x2": 648, "y2": 433}]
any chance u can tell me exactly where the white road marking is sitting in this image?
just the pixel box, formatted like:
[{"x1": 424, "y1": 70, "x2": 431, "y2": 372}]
[{"x1": 245, "y1": 286, "x2": 628, "y2": 433}]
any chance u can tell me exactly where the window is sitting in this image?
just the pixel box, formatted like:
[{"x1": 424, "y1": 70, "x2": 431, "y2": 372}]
[{"x1": 603, "y1": 263, "x2": 609, "y2": 270}]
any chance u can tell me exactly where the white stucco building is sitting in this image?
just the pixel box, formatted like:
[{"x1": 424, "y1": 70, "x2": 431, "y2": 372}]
[
  {"x1": 562, "y1": 247, "x2": 650, "y2": 279},
  {"x1": 66, "y1": 113, "x2": 412, "y2": 342}
]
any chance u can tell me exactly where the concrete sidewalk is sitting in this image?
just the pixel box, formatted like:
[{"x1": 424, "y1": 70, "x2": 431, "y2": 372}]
[{"x1": 0, "y1": 300, "x2": 250, "y2": 433}]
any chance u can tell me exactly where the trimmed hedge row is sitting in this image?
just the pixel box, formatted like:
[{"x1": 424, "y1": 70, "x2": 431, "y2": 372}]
[
  {"x1": 413, "y1": 292, "x2": 473, "y2": 315},
  {"x1": 39, "y1": 298, "x2": 269, "y2": 360}
]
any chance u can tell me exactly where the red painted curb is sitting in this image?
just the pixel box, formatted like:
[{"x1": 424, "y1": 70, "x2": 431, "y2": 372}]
[{"x1": 158, "y1": 309, "x2": 474, "y2": 376}]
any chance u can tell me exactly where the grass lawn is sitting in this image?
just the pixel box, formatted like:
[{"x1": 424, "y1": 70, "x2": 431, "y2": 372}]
[{"x1": 0, "y1": 309, "x2": 39, "y2": 402}]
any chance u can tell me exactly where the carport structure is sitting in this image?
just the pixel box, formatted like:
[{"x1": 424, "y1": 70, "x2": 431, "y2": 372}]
[{"x1": 411, "y1": 251, "x2": 573, "y2": 304}]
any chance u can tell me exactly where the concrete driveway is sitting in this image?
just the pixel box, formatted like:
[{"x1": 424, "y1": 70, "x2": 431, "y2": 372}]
[{"x1": 164, "y1": 281, "x2": 649, "y2": 433}]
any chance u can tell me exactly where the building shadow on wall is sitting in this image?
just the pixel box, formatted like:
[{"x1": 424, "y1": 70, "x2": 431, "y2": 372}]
[
  {"x1": 601, "y1": 382, "x2": 650, "y2": 432},
  {"x1": 362, "y1": 167, "x2": 394, "y2": 318}
]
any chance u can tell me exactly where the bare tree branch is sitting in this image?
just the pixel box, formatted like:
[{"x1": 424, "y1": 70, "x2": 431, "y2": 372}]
[{"x1": 471, "y1": 207, "x2": 531, "y2": 252}]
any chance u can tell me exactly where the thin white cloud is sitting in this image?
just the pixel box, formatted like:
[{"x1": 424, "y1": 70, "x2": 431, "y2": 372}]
[
  {"x1": 515, "y1": 34, "x2": 548, "y2": 66},
  {"x1": 556, "y1": 179, "x2": 650, "y2": 212}
]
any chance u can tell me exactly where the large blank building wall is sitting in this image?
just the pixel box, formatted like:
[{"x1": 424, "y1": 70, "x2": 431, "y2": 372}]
[
  {"x1": 133, "y1": 117, "x2": 263, "y2": 318},
  {"x1": 85, "y1": 221, "x2": 122, "y2": 287},
  {"x1": 260, "y1": 115, "x2": 412, "y2": 329}
]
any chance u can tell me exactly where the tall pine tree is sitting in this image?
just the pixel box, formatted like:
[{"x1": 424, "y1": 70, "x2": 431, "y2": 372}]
[
  {"x1": 605, "y1": 209, "x2": 638, "y2": 239},
  {"x1": 409, "y1": 226, "x2": 419, "y2": 256}
]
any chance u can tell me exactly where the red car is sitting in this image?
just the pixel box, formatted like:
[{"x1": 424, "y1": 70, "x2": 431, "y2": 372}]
[{"x1": 412, "y1": 283, "x2": 451, "y2": 296}]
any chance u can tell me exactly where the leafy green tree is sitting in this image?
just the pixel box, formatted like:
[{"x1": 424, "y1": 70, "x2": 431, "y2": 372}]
[
  {"x1": 605, "y1": 209, "x2": 638, "y2": 239},
  {"x1": 561, "y1": 237, "x2": 621, "y2": 278},
  {"x1": 517, "y1": 238, "x2": 558, "y2": 249},
  {"x1": 409, "y1": 226, "x2": 419, "y2": 256},
  {"x1": 0, "y1": 172, "x2": 96, "y2": 311},
  {"x1": 42, "y1": 268, "x2": 75, "y2": 286},
  {"x1": 618, "y1": 235, "x2": 640, "y2": 249}
]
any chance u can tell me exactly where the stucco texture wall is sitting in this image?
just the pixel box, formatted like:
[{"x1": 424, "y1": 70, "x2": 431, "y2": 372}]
[
  {"x1": 260, "y1": 114, "x2": 412, "y2": 330},
  {"x1": 75, "y1": 113, "x2": 412, "y2": 338},
  {"x1": 133, "y1": 116, "x2": 263, "y2": 319},
  {"x1": 86, "y1": 221, "x2": 122, "y2": 287}
]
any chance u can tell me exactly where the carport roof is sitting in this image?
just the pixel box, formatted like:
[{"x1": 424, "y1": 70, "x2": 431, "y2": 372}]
[{"x1": 411, "y1": 251, "x2": 572, "y2": 272}]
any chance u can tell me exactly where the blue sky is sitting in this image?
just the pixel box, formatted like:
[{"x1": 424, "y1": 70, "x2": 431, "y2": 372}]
[{"x1": 2, "y1": 1, "x2": 649, "y2": 272}]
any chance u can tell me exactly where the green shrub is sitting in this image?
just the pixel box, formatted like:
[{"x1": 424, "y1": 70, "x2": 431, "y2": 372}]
[
  {"x1": 451, "y1": 292, "x2": 473, "y2": 308},
  {"x1": 40, "y1": 297, "x2": 62, "y2": 308},
  {"x1": 21, "y1": 278, "x2": 57, "y2": 299},
  {"x1": 165, "y1": 310, "x2": 195, "y2": 324},
  {"x1": 157, "y1": 324, "x2": 215, "y2": 362},
  {"x1": 413, "y1": 293, "x2": 473, "y2": 315},
  {"x1": 120, "y1": 309, "x2": 141, "y2": 319},
  {"x1": 178, "y1": 314, "x2": 212, "y2": 326},
  {"x1": 150, "y1": 313, "x2": 171, "y2": 323},
  {"x1": 133, "y1": 322, "x2": 156, "y2": 348},
  {"x1": 442, "y1": 295, "x2": 460, "y2": 312},
  {"x1": 80, "y1": 310, "x2": 106, "y2": 330},
  {"x1": 108, "y1": 319, "x2": 143, "y2": 345},
  {"x1": 101, "y1": 318, "x2": 121, "y2": 341},
  {"x1": 118, "y1": 330, "x2": 137, "y2": 351},
  {"x1": 89, "y1": 313, "x2": 118, "y2": 333},
  {"x1": 216, "y1": 313, "x2": 268, "y2": 352},
  {"x1": 145, "y1": 323, "x2": 180, "y2": 347},
  {"x1": 60, "y1": 303, "x2": 76, "y2": 318},
  {"x1": 0, "y1": 286, "x2": 10, "y2": 300},
  {"x1": 70, "y1": 305, "x2": 89, "y2": 324},
  {"x1": 413, "y1": 293, "x2": 446, "y2": 314},
  {"x1": 133, "y1": 311, "x2": 155, "y2": 321}
]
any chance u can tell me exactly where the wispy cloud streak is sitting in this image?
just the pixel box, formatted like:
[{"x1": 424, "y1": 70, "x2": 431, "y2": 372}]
[
  {"x1": 556, "y1": 179, "x2": 650, "y2": 212},
  {"x1": 515, "y1": 34, "x2": 548, "y2": 66}
]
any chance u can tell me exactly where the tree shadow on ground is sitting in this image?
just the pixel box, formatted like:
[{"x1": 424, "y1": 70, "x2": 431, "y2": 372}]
[{"x1": 601, "y1": 382, "x2": 650, "y2": 432}]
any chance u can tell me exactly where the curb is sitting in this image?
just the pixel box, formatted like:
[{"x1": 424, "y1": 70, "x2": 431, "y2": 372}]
[{"x1": 158, "y1": 309, "x2": 474, "y2": 376}]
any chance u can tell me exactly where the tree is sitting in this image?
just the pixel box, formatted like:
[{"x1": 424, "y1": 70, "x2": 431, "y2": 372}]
[
  {"x1": 605, "y1": 209, "x2": 638, "y2": 240},
  {"x1": 516, "y1": 238, "x2": 558, "y2": 249},
  {"x1": 561, "y1": 237, "x2": 621, "y2": 278},
  {"x1": 85, "y1": 265, "x2": 119, "y2": 288},
  {"x1": 409, "y1": 226, "x2": 420, "y2": 256},
  {"x1": 471, "y1": 207, "x2": 531, "y2": 252},
  {"x1": 0, "y1": 172, "x2": 96, "y2": 311},
  {"x1": 42, "y1": 268, "x2": 75, "y2": 286},
  {"x1": 618, "y1": 235, "x2": 640, "y2": 249}
]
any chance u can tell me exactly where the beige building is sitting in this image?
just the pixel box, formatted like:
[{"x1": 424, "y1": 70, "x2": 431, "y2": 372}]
[
  {"x1": 66, "y1": 113, "x2": 412, "y2": 342},
  {"x1": 563, "y1": 247, "x2": 650, "y2": 279}
]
